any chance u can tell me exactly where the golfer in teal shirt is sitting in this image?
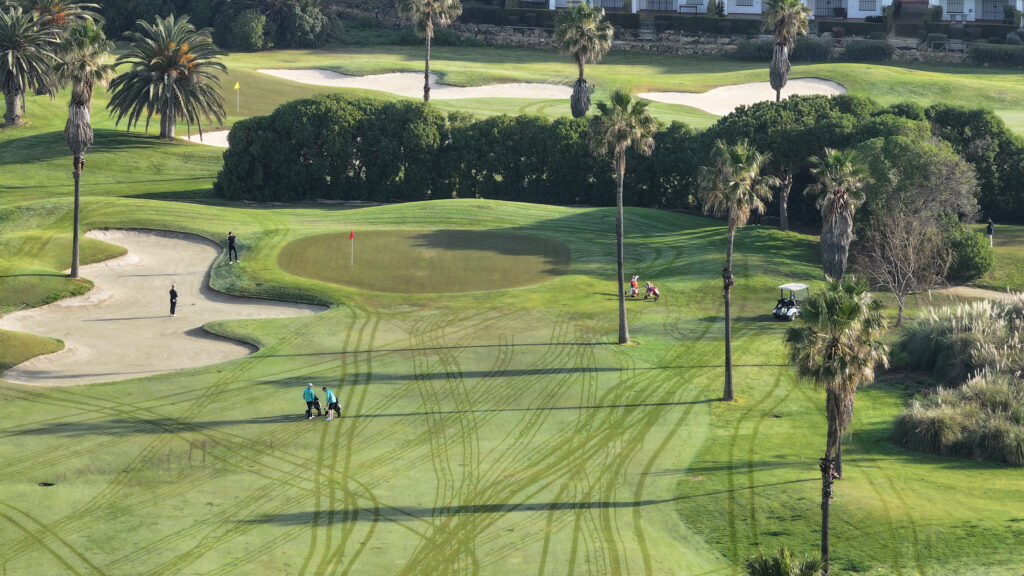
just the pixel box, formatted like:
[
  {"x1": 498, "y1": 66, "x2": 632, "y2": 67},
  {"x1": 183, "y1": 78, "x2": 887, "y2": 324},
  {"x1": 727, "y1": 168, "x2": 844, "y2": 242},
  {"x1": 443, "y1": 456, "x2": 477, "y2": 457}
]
[
  {"x1": 303, "y1": 383, "x2": 321, "y2": 419},
  {"x1": 322, "y1": 386, "x2": 340, "y2": 421}
]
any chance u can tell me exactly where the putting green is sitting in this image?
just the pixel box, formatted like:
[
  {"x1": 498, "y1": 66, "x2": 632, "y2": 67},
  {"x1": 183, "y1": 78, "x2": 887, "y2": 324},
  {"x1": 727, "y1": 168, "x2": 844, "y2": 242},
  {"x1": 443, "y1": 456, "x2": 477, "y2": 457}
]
[{"x1": 278, "y1": 230, "x2": 571, "y2": 293}]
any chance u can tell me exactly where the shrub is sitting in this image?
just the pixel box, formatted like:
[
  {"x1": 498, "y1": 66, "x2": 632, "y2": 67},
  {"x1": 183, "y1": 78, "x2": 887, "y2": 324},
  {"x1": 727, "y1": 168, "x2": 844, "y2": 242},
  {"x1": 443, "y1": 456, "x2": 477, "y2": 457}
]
[
  {"x1": 843, "y1": 39, "x2": 894, "y2": 61},
  {"x1": 1008, "y1": 32, "x2": 1022, "y2": 45},
  {"x1": 733, "y1": 37, "x2": 830, "y2": 62},
  {"x1": 893, "y1": 372, "x2": 1024, "y2": 466},
  {"x1": 928, "y1": 5, "x2": 943, "y2": 22},
  {"x1": 839, "y1": 21, "x2": 887, "y2": 36},
  {"x1": 877, "y1": 102, "x2": 926, "y2": 121},
  {"x1": 945, "y1": 217, "x2": 994, "y2": 283},
  {"x1": 230, "y1": 10, "x2": 267, "y2": 51},
  {"x1": 926, "y1": 32, "x2": 947, "y2": 48},
  {"x1": 864, "y1": 15, "x2": 885, "y2": 23},
  {"x1": 1005, "y1": 4, "x2": 1022, "y2": 26},
  {"x1": 433, "y1": 28, "x2": 485, "y2": 47}
]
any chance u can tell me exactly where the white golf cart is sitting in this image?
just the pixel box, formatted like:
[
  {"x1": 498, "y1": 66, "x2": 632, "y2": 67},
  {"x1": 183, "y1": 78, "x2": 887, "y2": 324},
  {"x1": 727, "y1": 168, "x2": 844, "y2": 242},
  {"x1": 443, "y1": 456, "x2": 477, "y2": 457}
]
[{"x1": 773, "y1": 283, "x2": 809, "y2": 321}]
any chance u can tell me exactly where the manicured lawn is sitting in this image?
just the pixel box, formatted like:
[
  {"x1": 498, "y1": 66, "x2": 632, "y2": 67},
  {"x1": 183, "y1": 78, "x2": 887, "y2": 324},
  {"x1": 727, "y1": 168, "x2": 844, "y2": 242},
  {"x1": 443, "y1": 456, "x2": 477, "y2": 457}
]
[
  {"x1": 973, "y1": 223, "x2": 1024, "y2": 293},
  {"x1": 3, "y1": 44, "x2": 1024, "y2": 575}
]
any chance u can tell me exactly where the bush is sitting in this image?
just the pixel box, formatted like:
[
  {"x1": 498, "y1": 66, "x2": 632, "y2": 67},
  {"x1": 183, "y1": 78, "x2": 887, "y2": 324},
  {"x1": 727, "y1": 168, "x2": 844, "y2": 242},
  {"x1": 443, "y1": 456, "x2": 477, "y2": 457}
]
[
  {"x1": 968, "y1": 43, "x2": 1024, "y2": 67},
  {"x1": 839, "y1": 21, "x2": 887, "y2": 36},
  {"x1": 276, "y1": 5, "x2": 328, "y2": 48},
  {"x1": 945, "y1": 217, "x2": 994, "y2": 283},
  {"x1": 1008, "y1": 32, "x2": 1022, "y2": 45},
  {"x1": 733, "y1": 37, "x2": 830, "y2": 62},
  {"x1": 230, "y1": 10, "x2": 266, "y2": 51},
  {"x1": 1005, "y1": 4, "x2": 1022, "y2": 26},
  {"x1": 928, "y1": 5, "x2": 943, "y2": 22},
  {"x1": 433, "y1": 28, "x2": 486, "y2": 47},
  {"x1": 877, "y1": 102, "x2": 926, "y2": 121},
  {"x1": 653, "y1": 15, "x2": 763, "y2": 35},
  {"x1": 458, "y1": 4, "x2": 503, "y2": 25},
  {"x1": 926, "y1": 32, "x2": 947, "y2": 48},
  {"x1": 864, "y1": 15, "x2": 885, "y2": 23},
  {"x1": 893, "y1": 372, "x2": 1024, "y2": 466},
  {"x1": 843, "y1": 39, "x2": 894, "y2": 61}
]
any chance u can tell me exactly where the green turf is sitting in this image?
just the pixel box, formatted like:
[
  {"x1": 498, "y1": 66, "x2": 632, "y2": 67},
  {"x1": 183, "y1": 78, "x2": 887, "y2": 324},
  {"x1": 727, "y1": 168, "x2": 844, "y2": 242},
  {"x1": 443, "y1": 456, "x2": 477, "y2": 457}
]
[
  {"x1": 4, "y1": 44, "x2": 1024, "y2": 576},
  {"x1": 278, "y1": 230, "x2": 571, "y2": 294},
  {"x1": 0, "y1": 329, "x2": 63, "y2": 372},
  {"x1": 972, "y1": 223, "x2": 1024, "y2": 293}
]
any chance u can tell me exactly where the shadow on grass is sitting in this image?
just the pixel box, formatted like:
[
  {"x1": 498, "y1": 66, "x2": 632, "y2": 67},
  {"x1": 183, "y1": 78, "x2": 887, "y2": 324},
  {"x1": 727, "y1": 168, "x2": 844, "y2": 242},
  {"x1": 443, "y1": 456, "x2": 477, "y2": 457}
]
[
  {"x1": 0, "y1": 129, "x2": 170, "y2": 164},
  {"x1": 237, "y1": 478, "x2": 817, "y2": 525},
  {"x1": 10, "y1": 398, "x2": 717, "y2": 437},
  {"x1": 261, "y1": 341, "x2": 617, "y2": 358}
]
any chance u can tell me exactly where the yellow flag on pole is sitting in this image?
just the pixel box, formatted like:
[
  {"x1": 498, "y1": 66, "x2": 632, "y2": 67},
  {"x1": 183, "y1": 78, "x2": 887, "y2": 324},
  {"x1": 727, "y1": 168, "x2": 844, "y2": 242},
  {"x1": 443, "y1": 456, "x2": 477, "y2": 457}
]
[{"x1": 234, "y1": 82, "x2": 240, "y2": 90}]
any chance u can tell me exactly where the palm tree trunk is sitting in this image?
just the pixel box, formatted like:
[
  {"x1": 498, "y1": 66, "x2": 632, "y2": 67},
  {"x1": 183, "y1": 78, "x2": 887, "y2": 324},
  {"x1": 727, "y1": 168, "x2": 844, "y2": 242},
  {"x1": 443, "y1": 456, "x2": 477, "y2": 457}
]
[
  {"x1": 71, "y1": 155, "x2": 83, "y2": 279},
  {"x1": 769, "y1": 44, "x2": 790, "y2": 104},
  {"x1": 778, "y1": 170, "x2": 792, "y2": 232},
  {"x1": 819, "y1": 455, "x2": 836, "y2": 575},
  {"x1": 722, "y1": 227, "x2": 736, "y2": 401},
  {"x1": 160, "y1": 111, "x2": 176, "y2": 140},
  {"x1": 3, "y1": 88, "x2": 24, "y2": 126},
  {"x1": 616, "y1": 154, "x2": 630, "y2": 345},
  {"x1": 424, "y1": 35, "x2": 432, "y2": 103}
]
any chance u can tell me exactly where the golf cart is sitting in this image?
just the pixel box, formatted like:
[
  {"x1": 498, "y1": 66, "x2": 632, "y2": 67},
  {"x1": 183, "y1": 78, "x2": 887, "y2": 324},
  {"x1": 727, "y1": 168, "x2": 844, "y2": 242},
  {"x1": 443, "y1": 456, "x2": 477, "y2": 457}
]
[{"x1": 773, "y1": 283, "x2": 809, "y2": 321}]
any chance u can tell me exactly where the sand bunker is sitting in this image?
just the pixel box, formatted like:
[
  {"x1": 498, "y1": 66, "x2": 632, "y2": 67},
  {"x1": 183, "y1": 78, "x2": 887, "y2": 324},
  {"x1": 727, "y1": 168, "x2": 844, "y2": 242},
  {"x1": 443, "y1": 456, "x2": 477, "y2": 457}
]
[
  {"x1": 181, "y1": 130, "x2": 230, "y2": 148},
  {"x1": 0, "y1": 230, "x2": 324, "y2": 387},
  {"x1": 258, "y1": 68, "x2": 573, "y2": 100},
  {"x1": 639, "y1": 78, "x2": 847, "y2": 116}
]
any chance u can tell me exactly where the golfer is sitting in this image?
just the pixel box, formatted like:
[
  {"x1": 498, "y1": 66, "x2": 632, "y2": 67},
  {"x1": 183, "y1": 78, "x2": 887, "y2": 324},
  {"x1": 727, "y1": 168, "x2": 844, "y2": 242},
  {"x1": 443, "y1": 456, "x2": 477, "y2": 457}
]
[
  {"x1": 303, "y1": 383, "x2": 322, "y2": 419},
  {"x1": 169, "y1": 284, "x2": 178, "y2": 316},
  {"x1": 987, "y1": 218, "x2": 994, "y2": 247},
  {"x1": 322, "y1": 386, "x2": 340, "y2": 421},
  {"x1": 228, "y1": 231, "x2": 239, "y2": 263}
]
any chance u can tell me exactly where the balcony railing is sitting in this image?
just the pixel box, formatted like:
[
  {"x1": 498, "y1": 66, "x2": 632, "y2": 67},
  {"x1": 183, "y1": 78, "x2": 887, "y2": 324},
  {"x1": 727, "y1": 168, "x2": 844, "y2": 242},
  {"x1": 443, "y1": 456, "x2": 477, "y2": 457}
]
[{"x1": 641, "y1": 0, "x2": 680, "y2": 11}]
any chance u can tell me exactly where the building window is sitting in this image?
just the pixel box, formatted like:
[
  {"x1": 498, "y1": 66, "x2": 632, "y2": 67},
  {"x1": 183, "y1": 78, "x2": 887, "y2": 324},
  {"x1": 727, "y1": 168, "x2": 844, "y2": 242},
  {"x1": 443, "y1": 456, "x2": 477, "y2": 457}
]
[
  {"x1": 947, "y1": 0, "x2": 964, "y2": 13},
  {"x1": 859, "y1": 0, "x2": 876, "y2": 10},
  {"x1": 736, "y1": 0, "x2": 754, "y2": 6}
]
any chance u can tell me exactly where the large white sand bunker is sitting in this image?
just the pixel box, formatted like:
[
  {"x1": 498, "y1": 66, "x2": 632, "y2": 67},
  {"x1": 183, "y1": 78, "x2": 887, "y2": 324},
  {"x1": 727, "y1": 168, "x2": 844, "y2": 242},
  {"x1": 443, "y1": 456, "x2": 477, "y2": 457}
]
[
  {"x1": 181, "y1": 130, "x2": 230, "y2": 148},
  {"x1": 258, "y1": 68, "x2": 573, "y2": 100},
  {"x1": 640, "y1": 78, "x2": 847, "y2": 116},
  {"x1": 0, "y1": 230, "x2": 324, "y2": 387}
]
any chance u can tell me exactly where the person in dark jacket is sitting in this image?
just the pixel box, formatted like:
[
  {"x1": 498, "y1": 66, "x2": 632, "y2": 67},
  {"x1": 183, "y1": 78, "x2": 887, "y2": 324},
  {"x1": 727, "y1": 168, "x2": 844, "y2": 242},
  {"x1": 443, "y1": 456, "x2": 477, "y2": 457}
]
[
  {"x1": 227, "y1": 231, "x2": 239, "y2": 263},
  {"x1": 987, "y1": 218, "x2": 994, "y2": 248},
  {"x1": 169, "y1": 284, "x2": 178, "y2": 316}
]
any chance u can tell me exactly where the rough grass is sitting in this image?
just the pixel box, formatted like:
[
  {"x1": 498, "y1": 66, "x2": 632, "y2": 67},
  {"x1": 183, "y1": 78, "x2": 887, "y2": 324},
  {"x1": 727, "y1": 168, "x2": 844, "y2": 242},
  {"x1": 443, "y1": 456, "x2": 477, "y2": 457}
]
[
  {"x1": 278, "y1": 230, "x2": 571, "y2": 294},
  {"x1": 0, "y1": 330, "x2": 62, "y2": 372},
  {"x1": 973, "y1": 223, "x2": 1024, "y2": 292}
]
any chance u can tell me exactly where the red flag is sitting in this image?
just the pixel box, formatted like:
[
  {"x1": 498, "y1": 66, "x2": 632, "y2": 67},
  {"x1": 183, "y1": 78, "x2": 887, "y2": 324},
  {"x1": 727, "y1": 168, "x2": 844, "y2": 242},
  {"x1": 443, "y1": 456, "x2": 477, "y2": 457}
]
[{"x1": 349, "y1": 230, "x2": 354, "y2": 240}]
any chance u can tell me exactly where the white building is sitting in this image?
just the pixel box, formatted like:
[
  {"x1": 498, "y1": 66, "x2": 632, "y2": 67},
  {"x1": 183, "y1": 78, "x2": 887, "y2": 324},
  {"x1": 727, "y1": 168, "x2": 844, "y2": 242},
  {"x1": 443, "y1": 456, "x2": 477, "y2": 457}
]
[{"x1": 536, "y1": 0, "x2": 1023, "y2": 22}]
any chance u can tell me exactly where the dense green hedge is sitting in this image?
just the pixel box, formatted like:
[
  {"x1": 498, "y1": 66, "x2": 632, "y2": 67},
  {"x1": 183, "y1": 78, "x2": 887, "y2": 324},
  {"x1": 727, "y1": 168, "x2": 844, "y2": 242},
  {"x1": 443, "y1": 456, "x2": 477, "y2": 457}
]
[
  {"x1": 968, "y1": 43, "x2": 1024, "y2": 66},
  {"x1": 829, "y1": 21, "x2": 887, "y2": 36},
  {"x1": 733, "y1": 37, "x2": 832, "y2": 62},
  {"x1": 215, "y1": 94, "x2": 1024, "y2": 224},
  {"x1": 843, "y1": 39, "x2": 894, "y2": 61},
  {"x1": 653, "y1": 15, "x2": 763, "y2": 35}
]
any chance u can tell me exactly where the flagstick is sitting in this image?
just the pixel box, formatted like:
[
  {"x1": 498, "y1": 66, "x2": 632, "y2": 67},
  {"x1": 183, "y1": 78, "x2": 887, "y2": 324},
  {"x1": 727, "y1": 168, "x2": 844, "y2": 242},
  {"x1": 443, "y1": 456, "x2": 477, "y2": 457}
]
[
  {"x1": 236, "y1": 89, "x2": 240, "y2": 113},
  {"x1": 350, "y1": 237, "x2": 354, "y2": 266}
]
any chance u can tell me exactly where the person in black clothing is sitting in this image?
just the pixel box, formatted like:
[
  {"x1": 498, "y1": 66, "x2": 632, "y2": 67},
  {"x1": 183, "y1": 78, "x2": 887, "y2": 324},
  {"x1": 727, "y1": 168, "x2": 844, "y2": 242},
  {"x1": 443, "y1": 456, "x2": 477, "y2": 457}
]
[
  {"x1": 986, "y1": 218, "x2": 994, "y2": 248},
  {"x1": 169, "y1": 284, "x2": 178, "y2": 316},
  {"x1": 227, "y1": 231, "x2": 239, "y2": 263}
]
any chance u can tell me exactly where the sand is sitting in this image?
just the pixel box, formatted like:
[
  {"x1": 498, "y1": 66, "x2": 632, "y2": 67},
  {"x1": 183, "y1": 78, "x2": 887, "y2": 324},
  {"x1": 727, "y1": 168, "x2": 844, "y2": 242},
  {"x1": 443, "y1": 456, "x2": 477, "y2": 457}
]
[
  {"x1": 639, "y1": 78, "x2": 847, "y2": 116},
  {"x1": 937, "y1": 286, "x2": 1020, "y2": 301},
  {"x1": 181, "y1": 130, "x2": 230, "y2": 148},
  {"x1": 0, "y1": 230, "x2": 324, "y2": 387},
  {"x1": 258, "y1": 68, "x2": 573, "y2": 100}
]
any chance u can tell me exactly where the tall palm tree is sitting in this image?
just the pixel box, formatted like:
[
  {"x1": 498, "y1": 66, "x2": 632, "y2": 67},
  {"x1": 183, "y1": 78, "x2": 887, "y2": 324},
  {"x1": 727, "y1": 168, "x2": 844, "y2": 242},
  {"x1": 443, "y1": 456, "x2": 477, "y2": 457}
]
[
  {"x1": 398, "y1": 0, "x2": 462, "y2": 103},
  {"x1": 784, "y1": 278, "x2": 888, "y2": 574},
  {"x1": 0, "y1": 6, "x2": 60, "y2": 126},
  {"x1": 699, "y1": 139, "x2": 778, "y2": 401},
  {"x1": 554, "y1": 2, "x2": 613, "y2": 118},
  {"x1": 804, "y1": 148, "x2": 870, "y2": 282},
  {"x1": 107, "y1": 14, "x2": 227, "y2": 140},
  {"x1": 589, "y1": 89, "x2": 656, "y2": 344},
  {"x1": 763, "y1": 0, "x2": 810, "y2": 103},
  {"x1": 745, "y1": 547, "x2": 824, "y2": 576},
  {"x1": 54, "y1": 21, "x2": 113, "y2": 278}
]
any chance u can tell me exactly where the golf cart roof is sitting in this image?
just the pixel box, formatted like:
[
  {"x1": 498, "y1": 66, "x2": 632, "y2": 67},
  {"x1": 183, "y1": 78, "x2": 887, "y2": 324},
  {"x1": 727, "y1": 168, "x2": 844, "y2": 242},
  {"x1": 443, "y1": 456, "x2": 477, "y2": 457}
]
[{"x1": 778, "y1": 283, "x2": 810, "y2": 291}]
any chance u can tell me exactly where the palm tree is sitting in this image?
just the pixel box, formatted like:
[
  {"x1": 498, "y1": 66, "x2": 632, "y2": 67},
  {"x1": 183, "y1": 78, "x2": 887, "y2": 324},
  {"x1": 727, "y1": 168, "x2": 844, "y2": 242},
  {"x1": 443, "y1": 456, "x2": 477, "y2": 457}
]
[
  {"x1": 763, "y1": 0, "x2": 810, "y2": 103},
  {"x1": 784, "y1": 278, "x2": 888, "y2": 574},
  {"x1": 804, "y1": 148, "x2": 870, "y2": 282},
  {"x1": 0, "y1": 6, "x2": 60, "y2": 126},
  {"x1": 589, "y1": 89, "x2": 656, "y2": 344},
  {"x1": 745, "y1": 547, "x2": 824, "y2": 576},
  {"x1": 17, "y1": 0, "x2": 100, "y2": 30},
  {"x1": 554, "y1": 2, "x2": 613, "y2": 118},
  {"x1": 398, "y1": 0, "x2": 462, "y2": 103},
  {"x1": 699, "y1": 139, "x2": 779, "y2": 401},
  {"x1": 107, "y1": 14, "x2": 227, "y2": 140},
  {"x1": 55, "y1": 21, "x2": 113, "y2": 278}
]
